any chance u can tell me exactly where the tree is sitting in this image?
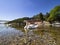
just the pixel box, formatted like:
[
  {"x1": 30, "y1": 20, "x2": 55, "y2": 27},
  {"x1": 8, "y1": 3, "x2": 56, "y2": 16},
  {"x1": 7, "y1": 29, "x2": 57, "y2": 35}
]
[
  {"x1": 38, "y1": 13, "x2": 44, "y2": 21},
  {"x1": 45, "y1": 12, "x2": 50, "y2": 21},
  {"x1": 47, "y1": 6, "x2": 60, "y2": 22},
  {"x1": 32, "y1": 13, "x2": 44, "y2": 21},
  {"x1": 32, "y1": 14, "x2": 39, "y2": 19}
]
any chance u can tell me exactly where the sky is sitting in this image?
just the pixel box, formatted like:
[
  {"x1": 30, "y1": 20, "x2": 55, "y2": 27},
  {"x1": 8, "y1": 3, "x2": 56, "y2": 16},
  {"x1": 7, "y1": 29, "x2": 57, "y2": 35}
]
[{"x1": 0, "y1": 0, "x2": 60, "y2": 20}]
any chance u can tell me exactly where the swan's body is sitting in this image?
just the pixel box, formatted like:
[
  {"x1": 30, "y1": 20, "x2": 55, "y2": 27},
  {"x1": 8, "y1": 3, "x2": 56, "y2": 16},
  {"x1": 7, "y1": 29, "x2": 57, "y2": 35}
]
[{"x1": 24, "y1": 24, "x2": 38, "y2": 30}]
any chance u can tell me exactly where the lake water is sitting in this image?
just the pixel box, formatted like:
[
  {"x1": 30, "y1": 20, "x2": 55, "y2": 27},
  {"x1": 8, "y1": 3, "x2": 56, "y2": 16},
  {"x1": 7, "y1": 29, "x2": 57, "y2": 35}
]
[{"x1": 0, "y1": 24, "x2": 60, "y2": 45}]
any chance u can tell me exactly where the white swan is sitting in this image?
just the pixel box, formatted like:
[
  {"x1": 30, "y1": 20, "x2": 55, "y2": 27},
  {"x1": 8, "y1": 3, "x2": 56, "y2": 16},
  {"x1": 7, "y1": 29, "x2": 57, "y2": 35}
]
[{"x1": 24, "y1": 24, "x2": 38, "y2": 30}]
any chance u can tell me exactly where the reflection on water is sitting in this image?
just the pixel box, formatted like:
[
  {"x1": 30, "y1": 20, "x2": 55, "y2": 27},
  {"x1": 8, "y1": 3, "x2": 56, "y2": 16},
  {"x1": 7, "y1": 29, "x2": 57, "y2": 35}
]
[
  {"x1": 0, "y1": 24, "x2": 24, "y2": 45},
  {"x1": 0, "y1": 24, "x2": 60, "y2": 45}
]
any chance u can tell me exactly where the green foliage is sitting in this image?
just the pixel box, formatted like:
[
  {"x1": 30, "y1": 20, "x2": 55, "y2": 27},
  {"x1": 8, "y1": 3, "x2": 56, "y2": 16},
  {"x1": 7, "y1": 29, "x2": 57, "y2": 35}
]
[
  {"x1": 45, "y1": 12, "x2": 50, "y2": 21},
  {"x1": 7, "y1": 17, "x2": 30, "y2": 23},
  {"x1": 48, "y1": 6, "x2": 60, "y2": 22},
  {"x1": 39, "y1": 13, "x2": 44, "y2": 21},
  {"x1": 32, "y1": 13, "x2": 44, "y2": 21},
  {"x1": 7, "y1": 17, "x2": 30, "y2": 27}
]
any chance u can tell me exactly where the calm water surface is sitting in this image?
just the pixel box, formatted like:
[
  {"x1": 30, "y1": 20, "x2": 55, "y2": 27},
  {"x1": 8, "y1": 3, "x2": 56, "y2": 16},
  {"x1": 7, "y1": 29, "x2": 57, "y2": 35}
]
[{"x1": 0, "y1": 24, "x2": 60, "y2": 45}]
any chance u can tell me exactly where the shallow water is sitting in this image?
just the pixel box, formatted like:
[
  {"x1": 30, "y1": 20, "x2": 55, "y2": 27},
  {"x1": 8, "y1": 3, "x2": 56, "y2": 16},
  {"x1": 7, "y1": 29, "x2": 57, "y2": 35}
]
[{"x1": 0, "y1": 24, "x2": 60, "y2": 45}]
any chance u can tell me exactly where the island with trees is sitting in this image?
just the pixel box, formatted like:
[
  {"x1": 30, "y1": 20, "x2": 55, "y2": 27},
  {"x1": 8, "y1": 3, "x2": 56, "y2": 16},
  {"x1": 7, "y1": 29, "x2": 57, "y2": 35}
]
[{"x1": 6, "y1": 6, "x2": 60, "y2": 28}]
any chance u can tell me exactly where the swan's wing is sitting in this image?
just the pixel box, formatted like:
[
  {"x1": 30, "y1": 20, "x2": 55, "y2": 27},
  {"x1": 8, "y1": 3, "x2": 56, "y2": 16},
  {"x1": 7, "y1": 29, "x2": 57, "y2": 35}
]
[{"x1": 34, "y1": 25, "x2": 38, "y2": 28}]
